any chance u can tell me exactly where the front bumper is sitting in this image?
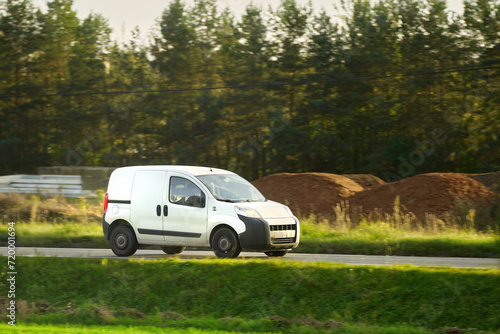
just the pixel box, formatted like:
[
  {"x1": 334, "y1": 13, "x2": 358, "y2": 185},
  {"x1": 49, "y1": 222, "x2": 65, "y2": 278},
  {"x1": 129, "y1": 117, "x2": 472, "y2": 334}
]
[{"x1": 237, "y1": 214, "x2": 299, "y2": 251}]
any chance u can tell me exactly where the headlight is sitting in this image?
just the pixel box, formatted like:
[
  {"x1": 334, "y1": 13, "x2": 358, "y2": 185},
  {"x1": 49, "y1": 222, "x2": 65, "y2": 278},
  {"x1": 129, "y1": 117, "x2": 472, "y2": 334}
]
[{"x1": 235, "y1": 206, "x2": 262, "y2": 218}]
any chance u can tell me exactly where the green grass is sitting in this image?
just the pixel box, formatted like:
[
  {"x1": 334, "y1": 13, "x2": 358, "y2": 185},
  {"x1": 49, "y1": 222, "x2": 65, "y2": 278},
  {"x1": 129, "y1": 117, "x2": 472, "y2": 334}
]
[
  {"x1": 2, "y1": 322, "x2": 492, "y2": 334},
  {"x1": 0, "y1": 221, "x2": 107, "y2": 248},
  {"x1": 0, "y1": 323, "x2": 276, "y2": 334},
  {"x1": 296, "y1": 220, "x2": 499, "y2": 257},
  {"x1": 4, "y1": 257, "x2": 500, "y2": 331},
  {"x1": 1, "y1": 193, "x2": 498, "y2": 257},
  {"x1": 1, "y1": 219, "x2": 498, "y2": 258}
]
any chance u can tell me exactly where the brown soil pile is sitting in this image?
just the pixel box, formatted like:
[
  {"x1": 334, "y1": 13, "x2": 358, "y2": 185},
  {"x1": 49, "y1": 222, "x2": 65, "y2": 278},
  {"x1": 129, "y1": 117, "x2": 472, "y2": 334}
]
[
  {"x1": 349, "y1": 173, "x2": 498, "y2": 219},
  {"x1": 252, "y1": 172, "x2": 363, "y2": 218},
  {"x1": 467, "y1": 172, "x2": 500, "y2": 193},
  {"x1": 342, "y1": 174, "x2": 385, "y2": 188}
]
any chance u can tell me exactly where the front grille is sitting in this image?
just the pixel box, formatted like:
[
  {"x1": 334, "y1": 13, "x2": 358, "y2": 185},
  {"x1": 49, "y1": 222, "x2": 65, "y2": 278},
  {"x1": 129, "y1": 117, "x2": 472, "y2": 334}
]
[
  {"x1": 272, "y1": 237, "x2": 295, "y2": 244},
  {"x1": 269, "y1": 224, "x2": 296, "y2": 231}
]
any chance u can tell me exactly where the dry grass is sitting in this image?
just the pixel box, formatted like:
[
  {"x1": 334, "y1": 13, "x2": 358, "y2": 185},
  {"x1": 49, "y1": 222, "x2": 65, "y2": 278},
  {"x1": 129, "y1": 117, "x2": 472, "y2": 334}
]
[
  {"x1": 323, "y1": 197, "x2": 498, "y2": 234},
  {"x1": 0, "y1": 193, "x2": 103, "y2": 224},
  {"x1": 298, "y1": 198, "x2": 498, "y2": 257}
]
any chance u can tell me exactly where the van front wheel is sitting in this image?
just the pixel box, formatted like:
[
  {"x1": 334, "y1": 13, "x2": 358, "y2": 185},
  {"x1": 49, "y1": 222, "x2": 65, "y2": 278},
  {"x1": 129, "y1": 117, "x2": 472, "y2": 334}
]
[
  {"x1": 212, "y1": 228, "x2": 241, "y2": 258},
  {"x1": 110, "y1": 225, "x2": 138, "y2": 257}
]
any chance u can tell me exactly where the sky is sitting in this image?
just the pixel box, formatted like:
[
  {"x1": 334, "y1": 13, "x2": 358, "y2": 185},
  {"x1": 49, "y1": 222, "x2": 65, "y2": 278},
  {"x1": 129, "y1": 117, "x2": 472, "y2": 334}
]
[{"x1": 31, "y1": 0, "x2": 466, "y2": 44}]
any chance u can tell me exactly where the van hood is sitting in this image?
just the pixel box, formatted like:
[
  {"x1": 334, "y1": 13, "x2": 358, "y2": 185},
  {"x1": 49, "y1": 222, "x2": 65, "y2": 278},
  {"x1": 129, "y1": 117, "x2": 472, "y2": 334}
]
[{"x1": 240, "y1": 200, "x2": 291, "y2": 219}]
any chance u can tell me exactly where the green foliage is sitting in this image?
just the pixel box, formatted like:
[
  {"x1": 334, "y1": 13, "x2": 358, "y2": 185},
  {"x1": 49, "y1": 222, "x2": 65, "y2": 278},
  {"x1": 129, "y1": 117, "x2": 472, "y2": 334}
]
[{"x1": 4, "y1": 256, "x2": 499, "y2": 331}]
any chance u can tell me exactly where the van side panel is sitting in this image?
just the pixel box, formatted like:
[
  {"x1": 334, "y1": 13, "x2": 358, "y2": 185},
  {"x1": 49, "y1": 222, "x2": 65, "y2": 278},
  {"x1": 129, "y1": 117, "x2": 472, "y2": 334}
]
[
  {"x1": 131, "y1": 170, "x2": 167, "y2": 243},
  {"x1": 107, "y1": 168, "x2": 135, "y2": 201}
]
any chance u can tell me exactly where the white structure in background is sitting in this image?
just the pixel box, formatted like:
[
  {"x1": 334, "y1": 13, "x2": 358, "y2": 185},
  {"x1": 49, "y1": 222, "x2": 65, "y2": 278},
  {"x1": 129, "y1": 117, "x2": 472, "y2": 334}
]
[{"x1": 0, "y1": 174, "x2": 96, "y2": 198}]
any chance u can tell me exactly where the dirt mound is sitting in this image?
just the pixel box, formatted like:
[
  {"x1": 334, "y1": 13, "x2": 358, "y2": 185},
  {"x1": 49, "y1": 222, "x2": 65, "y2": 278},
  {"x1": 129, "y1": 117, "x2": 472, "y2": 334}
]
[
  {"x1": 252, "y1": 173, "x2": 363, "y2": 218},
  {"x1": 467, "y1": 172, "x2": 500, "y2": 193},
  {"x1": 349, "y1": 173, "x2": 498, "y2": 219},
  {"x1": 342, "y1": 174, "x2": 385, "y2": 188}
]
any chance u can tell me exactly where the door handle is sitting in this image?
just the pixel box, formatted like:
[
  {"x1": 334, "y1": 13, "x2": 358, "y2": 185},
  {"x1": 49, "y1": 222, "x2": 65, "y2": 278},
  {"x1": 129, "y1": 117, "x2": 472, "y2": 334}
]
[
  {"x1": 163, "y1": 205, "x2": 168, "y2": 217},
  {"x1": 156, "y1": 205, "x2": 161, "y2": 216}
]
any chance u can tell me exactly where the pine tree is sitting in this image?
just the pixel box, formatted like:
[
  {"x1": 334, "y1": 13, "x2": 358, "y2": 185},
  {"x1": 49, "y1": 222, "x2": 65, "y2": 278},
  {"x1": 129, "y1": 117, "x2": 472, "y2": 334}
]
[
  {"x1": 267, "y1": 0, "x2": 312, "y2": 173},
  {"x1": 218, "y1": 4, "x2": 273, "y2": 178},
  {"x1": 151, "y1": 0, "x2": 200, "y2": 165},
  {"x1": 0, "y1": 0, "x2": 43, "y2": 172}
]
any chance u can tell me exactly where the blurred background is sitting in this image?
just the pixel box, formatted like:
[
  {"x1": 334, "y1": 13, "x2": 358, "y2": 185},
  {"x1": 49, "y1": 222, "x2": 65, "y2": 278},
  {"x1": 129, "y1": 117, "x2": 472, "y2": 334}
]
[{"x1": 0, "y1": 0, "x2": 499, "y2": 182}]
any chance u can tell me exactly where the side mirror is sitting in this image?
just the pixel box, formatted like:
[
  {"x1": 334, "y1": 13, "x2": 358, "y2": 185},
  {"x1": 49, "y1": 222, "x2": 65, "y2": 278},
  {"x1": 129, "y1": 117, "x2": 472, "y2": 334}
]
[
  {"x1": 200, "y1": 192, "x2": 206, "y2": 207},
  {"x1": 186, "y1": 193, "x2": 205, "y2": 208}
]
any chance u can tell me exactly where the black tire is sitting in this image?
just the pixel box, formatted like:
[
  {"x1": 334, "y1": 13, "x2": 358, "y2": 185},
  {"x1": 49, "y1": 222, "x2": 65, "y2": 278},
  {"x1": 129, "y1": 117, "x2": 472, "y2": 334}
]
[
  {"x1": 211, "y1": 227, "x2": 241, "y2": 258},
  {"x1": 161, "y1": 246, "x2": 186, "y2": 254},
  {"x1": 265, "y1": 251, "x2": 288, "y2": 257},
  {"x1": 110, "y1": 225, "x2": 138, "y2": 257}
]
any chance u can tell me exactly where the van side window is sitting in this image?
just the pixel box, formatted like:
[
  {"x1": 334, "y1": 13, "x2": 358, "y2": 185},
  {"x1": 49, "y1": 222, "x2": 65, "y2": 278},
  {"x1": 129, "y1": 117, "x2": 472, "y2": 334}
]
[{"x1": 169, "y1": 177, "x2": 205, "y2": 208}]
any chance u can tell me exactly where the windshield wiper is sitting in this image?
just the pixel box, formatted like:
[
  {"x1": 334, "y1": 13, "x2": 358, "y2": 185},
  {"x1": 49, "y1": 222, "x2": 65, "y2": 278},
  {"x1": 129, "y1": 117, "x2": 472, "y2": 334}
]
[{"x1": 217, "y1": 198, "x2": 238, "y2": 203}]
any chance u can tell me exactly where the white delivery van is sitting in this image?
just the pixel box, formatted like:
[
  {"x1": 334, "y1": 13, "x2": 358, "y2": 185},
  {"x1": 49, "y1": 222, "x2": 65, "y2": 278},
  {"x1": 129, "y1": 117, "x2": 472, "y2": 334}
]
[{"x1": 102, "y1": 166, "x2": 300, "y2": 258}]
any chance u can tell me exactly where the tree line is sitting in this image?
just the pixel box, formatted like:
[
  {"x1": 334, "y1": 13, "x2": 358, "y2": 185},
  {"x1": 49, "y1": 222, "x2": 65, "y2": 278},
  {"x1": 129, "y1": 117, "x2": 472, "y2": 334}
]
[{"x1": 0, "y1": 0, "x2": 499, "y2": 181}]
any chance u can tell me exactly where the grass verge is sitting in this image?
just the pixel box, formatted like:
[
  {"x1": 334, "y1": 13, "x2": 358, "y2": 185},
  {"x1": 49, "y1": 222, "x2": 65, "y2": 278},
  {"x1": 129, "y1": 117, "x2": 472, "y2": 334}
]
[
  {"x1": 3, "y1": 257, "x2": 499, "y2": 331},
  {"x1": 0, "y1": 322, "x2": 276, "y2": 334},
  {"x1": 3, "y1": 321, "x2": 493, "y2": 334},
  {"x1": 1, "y1": 219, "x2": 497, "y2": 258},
  {"x1": 1, "y1": 193, "x2": 499, "y2": 257},
  {"x1": 296, "y1": 220, "x2": 499, "y2": 257},
  {"x1": 0, "y1": 221, "x2": 107, "y2": 248}
]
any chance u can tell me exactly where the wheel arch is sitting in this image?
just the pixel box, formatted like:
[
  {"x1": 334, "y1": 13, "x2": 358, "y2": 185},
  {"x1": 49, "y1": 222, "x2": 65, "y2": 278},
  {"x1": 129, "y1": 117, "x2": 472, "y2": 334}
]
[
  {"x1": 209, "y1": 224, "x2": 239, "y2": 248},
  {"x1": 107, "y1": 219, "x2": 134, "y2": 240}
]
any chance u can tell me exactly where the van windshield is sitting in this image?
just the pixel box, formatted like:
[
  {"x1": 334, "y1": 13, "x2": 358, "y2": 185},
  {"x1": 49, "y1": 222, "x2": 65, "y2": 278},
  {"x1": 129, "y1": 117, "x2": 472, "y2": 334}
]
[{"x1": 197, "y1": 174, "x2": 265, "y2": 203}]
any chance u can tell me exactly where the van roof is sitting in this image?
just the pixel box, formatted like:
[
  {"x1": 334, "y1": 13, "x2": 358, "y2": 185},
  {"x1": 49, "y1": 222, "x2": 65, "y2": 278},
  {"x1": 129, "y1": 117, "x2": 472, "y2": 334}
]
[{"x1": 112, "y1": 165, "x2": 234, "y2": 177}]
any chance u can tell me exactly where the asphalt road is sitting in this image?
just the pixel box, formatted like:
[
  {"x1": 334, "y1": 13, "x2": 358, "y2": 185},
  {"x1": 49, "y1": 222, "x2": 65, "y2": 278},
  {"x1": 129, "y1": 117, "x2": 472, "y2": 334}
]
[{"x1": 2, "y1": 247, "x2": 499, "y2": 268}]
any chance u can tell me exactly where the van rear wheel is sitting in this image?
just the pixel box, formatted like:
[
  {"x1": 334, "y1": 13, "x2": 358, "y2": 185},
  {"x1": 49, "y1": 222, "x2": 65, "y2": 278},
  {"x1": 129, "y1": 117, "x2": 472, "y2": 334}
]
[
  {"x1": 161, "y1": 246, "x2": 186, "y2": 254},
  {"x1": 212, "y1": 228, "x2": 241, "y2": 258},
  {"x1": 110, "y1": 225, "x2": 138, "y2": 257}
]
